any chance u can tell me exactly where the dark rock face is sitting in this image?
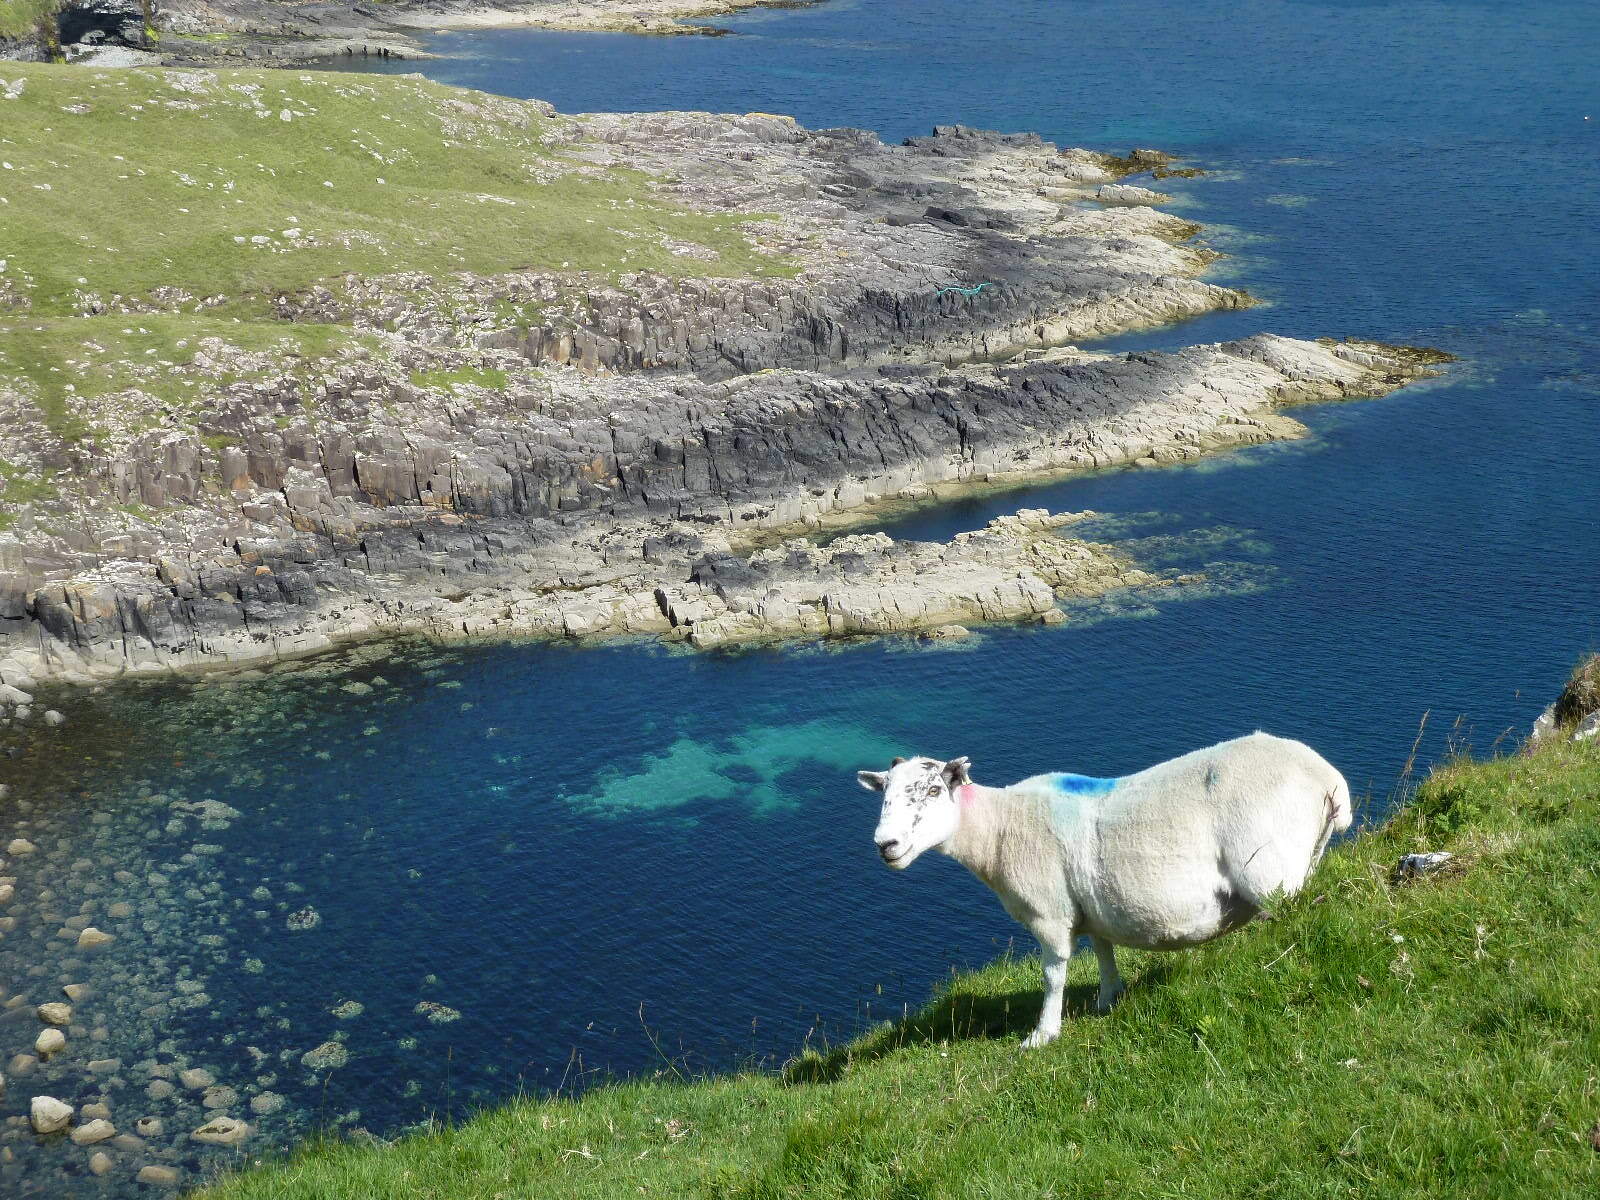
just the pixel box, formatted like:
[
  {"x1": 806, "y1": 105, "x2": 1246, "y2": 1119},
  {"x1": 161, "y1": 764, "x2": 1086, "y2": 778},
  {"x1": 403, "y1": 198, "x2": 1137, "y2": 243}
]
[{"x1": 58, "y1": 0, "x2": 153, "y2": 47}]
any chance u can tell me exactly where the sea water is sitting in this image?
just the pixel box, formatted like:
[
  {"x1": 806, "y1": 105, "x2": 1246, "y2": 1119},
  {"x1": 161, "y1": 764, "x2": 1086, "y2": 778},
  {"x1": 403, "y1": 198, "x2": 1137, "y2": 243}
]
[{"x1": 6, "y1": 1, "x2": 1599, "y2": 1191}]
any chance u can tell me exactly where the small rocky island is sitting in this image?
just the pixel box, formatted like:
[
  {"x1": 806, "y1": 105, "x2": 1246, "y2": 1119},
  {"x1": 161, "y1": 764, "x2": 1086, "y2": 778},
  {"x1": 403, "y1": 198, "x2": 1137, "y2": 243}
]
[{"x1": 0, "y1": 64, "x2": 1443, "y2": 692}]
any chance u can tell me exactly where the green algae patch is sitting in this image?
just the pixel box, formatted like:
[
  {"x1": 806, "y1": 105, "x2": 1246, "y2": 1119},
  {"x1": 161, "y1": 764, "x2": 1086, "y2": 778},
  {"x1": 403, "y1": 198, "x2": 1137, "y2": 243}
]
[
  {"x1": 0, "y1": 63, "x2": 787, "y2": 319},
  {"x1": 197, "y1": 729, "x2": 1600, "y2": 1199}
]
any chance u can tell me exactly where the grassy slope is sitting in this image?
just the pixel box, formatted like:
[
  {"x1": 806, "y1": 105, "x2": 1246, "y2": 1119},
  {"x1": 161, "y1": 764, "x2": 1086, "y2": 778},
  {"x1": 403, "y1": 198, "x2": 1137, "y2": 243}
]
[
  {"x1": 201, "y1": 736, "x2": 1600, "y2": 1199},
  {"x1": 0, "y1": 63, "x2": 784, "y2": 442},
  {"x1": 0, "y1": 64, "x2": 777, "y2": 315},
  {"x1": 0, "y1": 0, "x2": 58, "y2": 41}
]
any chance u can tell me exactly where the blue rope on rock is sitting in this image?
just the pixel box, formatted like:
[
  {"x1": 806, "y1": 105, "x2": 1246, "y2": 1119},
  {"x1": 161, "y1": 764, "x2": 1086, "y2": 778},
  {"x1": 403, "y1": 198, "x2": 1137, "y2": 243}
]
[{"x1": 935, "y1": 282, "x2": 993, "y2": 298}]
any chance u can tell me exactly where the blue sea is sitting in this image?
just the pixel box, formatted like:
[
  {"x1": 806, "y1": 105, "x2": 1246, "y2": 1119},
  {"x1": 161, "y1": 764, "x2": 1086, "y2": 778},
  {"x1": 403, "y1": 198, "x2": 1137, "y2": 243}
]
[{"x1": 6, "y1": 0, "x2": 1599, "y2": 1188}]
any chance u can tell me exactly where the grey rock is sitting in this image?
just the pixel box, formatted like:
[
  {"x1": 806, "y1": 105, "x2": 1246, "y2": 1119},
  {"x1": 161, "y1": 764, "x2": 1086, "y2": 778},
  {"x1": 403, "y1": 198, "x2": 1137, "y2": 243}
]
[
  {"x1": 190, "y1": 1115, "x2": 250, "y2": 1145},
  {"x1": 30, "y1": 1095, "x2": 72, "y2": 1134},
  {"x1": 69, "y1": 1118, "x2": 116, "y2": 1145}
]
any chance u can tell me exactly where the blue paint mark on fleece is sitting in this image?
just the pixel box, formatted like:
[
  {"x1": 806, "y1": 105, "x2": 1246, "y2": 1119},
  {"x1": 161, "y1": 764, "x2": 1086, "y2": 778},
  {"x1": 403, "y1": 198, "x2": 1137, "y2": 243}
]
[{"x1": 1051, "y1": 773, "x2": 1118, "y2": 796}]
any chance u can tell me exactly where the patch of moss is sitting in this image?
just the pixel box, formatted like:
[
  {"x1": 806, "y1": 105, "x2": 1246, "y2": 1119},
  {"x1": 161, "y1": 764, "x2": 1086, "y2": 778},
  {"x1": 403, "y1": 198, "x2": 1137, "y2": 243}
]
[{"x1": 409, "y1": 365, "x2": 509, "y2": 393}]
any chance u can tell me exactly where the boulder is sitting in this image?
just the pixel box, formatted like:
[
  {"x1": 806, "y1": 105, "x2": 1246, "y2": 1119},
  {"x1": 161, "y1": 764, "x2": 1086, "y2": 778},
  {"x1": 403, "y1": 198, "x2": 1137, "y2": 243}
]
[
  {"x1": 191, "y1": 1116, "x2": 250, "y2": 1146},
  {"x1": 70, "y1": 1119, "x2": 116, "y2": 1146},
  {"x1": 178, "y1": 1067, "x2": 214, "y2": 1090},
  {"x1": 30, "y1": 1095, "x2": 73, "y2": 1134},
  {"x1": 37, "y1": 1001, "x2": 72, "y2": 1026}
]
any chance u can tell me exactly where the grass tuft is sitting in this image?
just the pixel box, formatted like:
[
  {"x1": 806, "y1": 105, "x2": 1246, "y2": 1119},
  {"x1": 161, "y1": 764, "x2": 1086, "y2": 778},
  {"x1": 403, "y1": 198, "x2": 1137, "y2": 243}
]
[{"x1": 1553, "y1": 653, "x2": 1600, "y2": 729}]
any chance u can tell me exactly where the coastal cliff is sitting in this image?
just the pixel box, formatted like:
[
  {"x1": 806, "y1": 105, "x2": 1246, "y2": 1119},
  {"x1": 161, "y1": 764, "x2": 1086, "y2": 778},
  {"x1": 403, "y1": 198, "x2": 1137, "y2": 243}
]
[{"x1": 0, "y1": 65, "x2": 1443, "y2": 686}]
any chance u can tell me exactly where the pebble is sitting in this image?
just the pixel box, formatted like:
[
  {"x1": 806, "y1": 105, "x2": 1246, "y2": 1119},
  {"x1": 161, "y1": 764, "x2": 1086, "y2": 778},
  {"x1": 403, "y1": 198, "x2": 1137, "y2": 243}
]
[
  {"x1": 201, "y1": 1084, "x2": 238, "y2": 1110},
  {"x1": 107, "y1": 901, "x2": 134, "y2": 919},
  {"x1": 145, "y1": 1080, "x2": 175, "y2": 1101},
  {"x1": 37, "y1": 1001, "x2": 72, "y2": 1026},
  {"x1": 137, "y1": 1164, "x2": 180, "y2": 1186},
  {"x1": 63, "y1": 983, "x2": 91, "y2": 1001},
  {"x1": 8, "y1": 1054, "x2": 36, "y2": 1076},
  {"x1": 30, "y1": 1095, "x2": 72, "y2": 1134},
  {"x1": 43, "y1": 710, "x2": 65, "y2": 726},
  {"x1": 35, "y1": 1027, "x2": 66, "y2": 1056},
  {"x1": 6, "y1": 839, "x2": 36, "y2": 856},
  {"x1": 249, "y1": 1091, "x2": 283, "y2": 1116},
  {"x1": 70, "y1": 1119, "x2": 116, "y2": 1146},
  {"x1": 80, "y1": 1102, "x2": 112, "y2": 1121},
  {"x1": 87, "y1": 1057, "x2": 122, "y2": 1074},
  {"x1": 178, "y1": 1067, "x2": 214, "y2": 1090},
  {"x1": 77, "y1": 926, "x2": 116, "y2": 949},
  {"x1": 134, "y1": 1116, "x2": 163, "y2": 1137},
  {"x1": 89, "y1": 1150, "x2": 113, "y2": 1175},
  {"x1": 191, "y1": 1116, "x2": 250, "y2": 1146}
]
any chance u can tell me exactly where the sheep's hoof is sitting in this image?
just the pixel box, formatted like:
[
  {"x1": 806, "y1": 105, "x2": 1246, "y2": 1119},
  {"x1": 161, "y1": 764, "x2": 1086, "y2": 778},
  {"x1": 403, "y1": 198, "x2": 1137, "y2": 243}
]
[
  {"x1": 1020, "y1": 1028, "x2": 1059, "y2": 1050},
  {"x1": 1094, "y1": 984, "x2": 1126, "y2": 1014}
]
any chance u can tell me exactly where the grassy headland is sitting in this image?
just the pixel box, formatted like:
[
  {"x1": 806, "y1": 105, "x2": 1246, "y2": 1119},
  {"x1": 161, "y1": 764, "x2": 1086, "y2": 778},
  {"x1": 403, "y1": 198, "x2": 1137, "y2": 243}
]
[
  {"x1": 0, "y1": 63, "x2": 784, "y2": 440},
  {"x1": 199, "y1": 727, "x2": 1600, "y2": 1198}
]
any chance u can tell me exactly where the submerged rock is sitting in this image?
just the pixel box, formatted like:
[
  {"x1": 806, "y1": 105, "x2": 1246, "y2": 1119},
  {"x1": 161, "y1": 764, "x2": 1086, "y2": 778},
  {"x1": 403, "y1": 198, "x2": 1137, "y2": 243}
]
[
  {"x1": 76, "y1": 926, "x2": 115, "y2": 949},
  {"x1": 191, "y1": 1116, "x2": 250, "y2": 1146},
  {"x1": 249, "y1": 1091, "x2": 284, "y2": 1116},
  {"x1": 300, "y1": 1041, "x2": 348, "y2": 1072},
  {"x1": 89, "y1": 1150, "x2": 113, "y2": 1175},
  {"x1": 178, "y1": 1067, "x2": 214, "y2": 1091},
  {"x1": 36, "y1": 1002, "x2": 72, "y2": 1026},
  {"x1": 35, "y1": 1027, "x2": 66, "y2": 1057},
  {"x1": 69, "y1": 1119, "x2": 116, "y2": 1146},
  {"x1": 136, "y1": 1164, "x2": 181, "y2": 1186},
  {"x1": 415, "y1": 1000, "x2": 461, "y2": 1025},
  {"x1": 30, "y1": 1095, "x2": 72, "y2": 1134}
]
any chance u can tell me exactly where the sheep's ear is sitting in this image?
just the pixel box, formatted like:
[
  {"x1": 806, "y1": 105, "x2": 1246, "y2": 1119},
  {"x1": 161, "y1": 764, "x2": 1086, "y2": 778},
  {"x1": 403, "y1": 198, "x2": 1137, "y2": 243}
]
[
  {"x1": 857, "y1": 770, "x2": 889, "y2": 792},
  {"x1": 942, "y1": 756, "x2": 972, "y2": 787},
  {"x1": 891, "y1": 756, "x2": 907, "y2": 766}
]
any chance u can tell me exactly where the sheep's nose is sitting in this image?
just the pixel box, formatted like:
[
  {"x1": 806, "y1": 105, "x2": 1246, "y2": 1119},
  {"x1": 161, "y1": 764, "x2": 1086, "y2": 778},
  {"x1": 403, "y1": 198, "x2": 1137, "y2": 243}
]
[{"x1": 877, "y1": 838, "x2": 901, "y2": 858}]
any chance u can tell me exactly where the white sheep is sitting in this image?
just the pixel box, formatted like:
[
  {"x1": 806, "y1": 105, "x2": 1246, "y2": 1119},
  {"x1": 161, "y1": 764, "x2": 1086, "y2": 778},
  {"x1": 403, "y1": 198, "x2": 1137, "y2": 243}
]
[{"x1": 858, "y1": 732, "x2": 1350, "y2": 1048}]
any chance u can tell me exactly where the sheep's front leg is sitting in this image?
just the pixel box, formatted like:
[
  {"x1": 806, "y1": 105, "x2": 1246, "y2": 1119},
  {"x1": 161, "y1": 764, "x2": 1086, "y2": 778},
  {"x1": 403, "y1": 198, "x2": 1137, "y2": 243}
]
[
  {"x1": 1091, "y1": 936, "x2": 1125, "y2": 1013},
  {"x1": 1021, "y1": 938, "x2": 1071, "y2": 1049}
]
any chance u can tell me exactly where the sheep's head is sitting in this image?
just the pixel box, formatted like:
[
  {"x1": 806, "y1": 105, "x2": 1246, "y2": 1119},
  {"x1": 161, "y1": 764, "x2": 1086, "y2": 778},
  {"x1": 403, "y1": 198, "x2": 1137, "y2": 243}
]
[{"x1": 858, "y1": 755, "x2": 972, "y2": 870}]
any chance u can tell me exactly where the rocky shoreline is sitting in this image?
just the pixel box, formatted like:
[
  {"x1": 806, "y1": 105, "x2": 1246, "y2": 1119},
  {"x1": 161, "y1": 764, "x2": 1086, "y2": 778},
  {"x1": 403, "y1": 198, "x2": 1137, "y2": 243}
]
[
  {"x1": 1, "y1": 0, "x2": 816, "y2": 66},
  {"x1": 0, "y1": 69, "x2": 1446, "y2": 693}
]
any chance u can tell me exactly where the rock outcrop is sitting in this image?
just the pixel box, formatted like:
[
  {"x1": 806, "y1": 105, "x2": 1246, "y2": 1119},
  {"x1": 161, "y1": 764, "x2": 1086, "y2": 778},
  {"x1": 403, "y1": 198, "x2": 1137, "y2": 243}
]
[{"x1": 0, "y1": 91, "x2": 1446, "y2": 684}]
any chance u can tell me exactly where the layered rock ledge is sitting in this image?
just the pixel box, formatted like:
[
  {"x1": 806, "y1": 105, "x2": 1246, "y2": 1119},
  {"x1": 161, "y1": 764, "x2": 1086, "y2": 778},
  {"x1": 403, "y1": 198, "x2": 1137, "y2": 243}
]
[{"x1": 0, "y1": 67, "x2": 1446, "y2": 685}]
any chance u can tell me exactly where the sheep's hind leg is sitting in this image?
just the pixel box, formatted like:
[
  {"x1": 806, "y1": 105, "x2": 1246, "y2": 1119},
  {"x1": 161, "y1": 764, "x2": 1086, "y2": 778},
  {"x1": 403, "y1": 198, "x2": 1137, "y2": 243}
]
[
  {"x1": 1021, "y1": 942, "x2": 1070, "y2": 1050},
  {"x1": 1092, "y1": 936, "x2": 1125, "y2": 1013}
]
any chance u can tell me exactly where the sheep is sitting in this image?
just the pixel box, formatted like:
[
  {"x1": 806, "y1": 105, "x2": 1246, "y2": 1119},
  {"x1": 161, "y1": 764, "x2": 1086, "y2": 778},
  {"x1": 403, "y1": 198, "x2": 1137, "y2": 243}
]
[{"x1": 858, "y1": 732, "x2": 1350, "y2": 1048}]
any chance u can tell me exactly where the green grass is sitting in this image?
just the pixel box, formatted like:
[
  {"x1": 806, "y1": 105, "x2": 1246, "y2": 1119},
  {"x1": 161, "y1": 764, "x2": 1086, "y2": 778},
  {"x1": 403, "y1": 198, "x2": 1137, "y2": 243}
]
[
  {"x1": 199, "y1": 735, "x2": 1600, "y2": 1199},
  {"x1": 0, "y1": 314, "x2": 368, "y2": 442},
  {"x1": 0, "y1": 0, "x2": 59, "y2": 41},
  {"x1": 409, "y1": 365, "x2": 510, "y2": 393},
  {"x1": 0, "y1": 63, "x2": 789, "y2": 448},
  {"x1": 0, "y1": 64, "x2": 785, "y2": 319}
]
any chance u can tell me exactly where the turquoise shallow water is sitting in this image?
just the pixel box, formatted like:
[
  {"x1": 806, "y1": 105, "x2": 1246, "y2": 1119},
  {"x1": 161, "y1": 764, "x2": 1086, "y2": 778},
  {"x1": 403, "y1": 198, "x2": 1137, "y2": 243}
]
[{"x1": 5, "y1": 1, "x2": 1600, "y2": 1191}]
